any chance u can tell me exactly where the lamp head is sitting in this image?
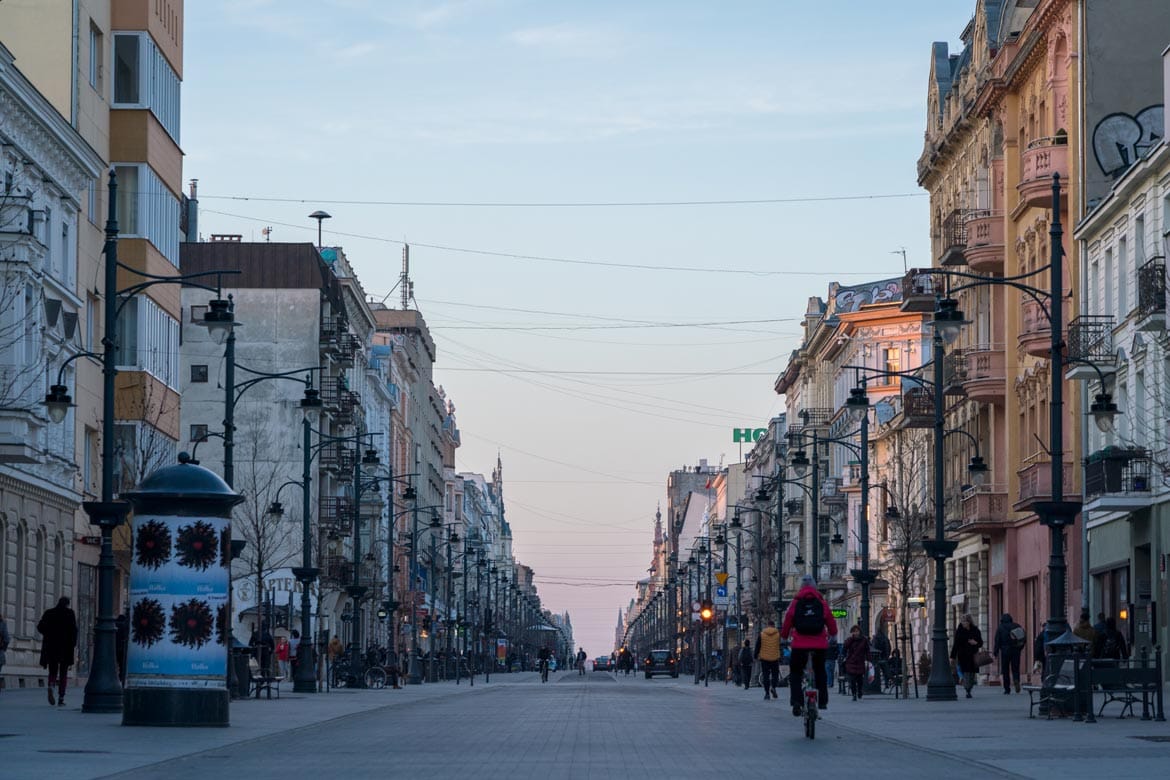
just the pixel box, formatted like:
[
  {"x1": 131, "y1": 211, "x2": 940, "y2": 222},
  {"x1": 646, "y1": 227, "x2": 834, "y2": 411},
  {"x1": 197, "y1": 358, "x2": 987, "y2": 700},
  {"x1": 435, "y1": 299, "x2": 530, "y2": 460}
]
[
  {"x1": 428, "y1": 512, "x2": 442, "y2": 529},
  {"x1": 831, "y1": 532, "x2": 844, "y2": 546},
  {"x1": 845, "y1": 385, "x2": 870, "y2": 424},
  {"x1": 266, "y1": 501, "x2": 284, "y2": 518},
  {"x1": 200, "y1": 297, "x2": 235, "y2": 346},
  {"x1": 729, "y1": 512, "x2": 742, "y2": 530},
  {"x1": 361, "y1": 447, "x2": 381, "y2": 475},
  {"x1": 43, "y1": 384, "x2": 74, "y2": 424},
  {"x1": 789, "y1": 450, "x2": 810, "y2": 477},
  {"x1": 793, "y1": 553, "x2": 805, "y2": 567},
  {"x1": 967, "y1": 455, "x2": 989, "y2": 487},
  {"x1": 754, "y1": 485, "x2": 771, "y2": 503},
  {"x1": 884, "y1": 505, "x2": 901, "y2": 521},
  {"x1": 1090, "y1": 392, "x2": 1120, "y2": 434},
  {"x1": 402, "y1": 484, "x2": 417, "y2": 501},
  {"x1": 932, "y1": 297, "x2": 967, "y2": 345},
  {"x1": 300, "y1": 383, "x2": 323, "y2": 422}
]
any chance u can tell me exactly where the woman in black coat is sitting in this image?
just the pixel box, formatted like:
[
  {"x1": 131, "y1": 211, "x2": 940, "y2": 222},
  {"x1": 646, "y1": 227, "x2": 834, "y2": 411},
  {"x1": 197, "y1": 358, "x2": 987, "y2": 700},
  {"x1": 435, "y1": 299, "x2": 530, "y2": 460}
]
[
  {"x1": 37, "y1": 597, "x2": 78, "y2": 707},
  {"x1": 950, "y1": 612, "x2": 983, "y2": 698}
]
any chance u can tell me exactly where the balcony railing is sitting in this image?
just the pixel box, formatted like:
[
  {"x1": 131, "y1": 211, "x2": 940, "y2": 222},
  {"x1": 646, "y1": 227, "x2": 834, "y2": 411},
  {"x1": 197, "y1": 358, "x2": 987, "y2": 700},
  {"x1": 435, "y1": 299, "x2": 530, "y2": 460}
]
[
  {"x1": 319, "y1": 440, "x2": 355, "y2": 474},
  {"x1": 322, "y1": 554, "x2": 352, "y2": 585},
  {"x1": 1014, "y1": 460, "x2": 1076, "y2": 512},
  {"x1": 1084, "y1": 448, "x2": 1152, "y2": 497},
  {"x1": 900, "y1": 386, "x2": 935, "y2": 428},
  {"x1": 319, "y1": 495, "x2": 354, "y2": 535},
  {"x1": 964, "y1": 210, "x2": 1005, "y2": 273},
  {"x1": 320, "y1": 316, "x2": 346, "y2": 350},
  {"x1": 1018, "y1": 136, "x2": 1069, "y2": 208},
  {"x1": 957, "y1": 485, "x2": 1009, "y2": 532},
  {"x1": 1137, "y1": 256, "x2": 1166, "y2": 320},
  {"x1": 939, "y1": 209, "x2": 971, "y2": 266},
  {"x1": 901, "y1": 269, "x2": 942, "y2": 313},
  {"x1": 1066, "y1": 315, "x2": 1115, "y2": 364},
  {"x1": 944, "y1": 349, "x2": 968, "y2": 395}
]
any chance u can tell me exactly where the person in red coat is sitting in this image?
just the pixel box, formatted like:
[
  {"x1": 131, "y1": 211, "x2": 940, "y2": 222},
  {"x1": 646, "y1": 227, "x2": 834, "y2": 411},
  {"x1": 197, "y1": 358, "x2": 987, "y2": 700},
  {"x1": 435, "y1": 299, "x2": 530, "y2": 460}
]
[{"x1": 781, "y1": 574, "x2": 839, "y2": 716}]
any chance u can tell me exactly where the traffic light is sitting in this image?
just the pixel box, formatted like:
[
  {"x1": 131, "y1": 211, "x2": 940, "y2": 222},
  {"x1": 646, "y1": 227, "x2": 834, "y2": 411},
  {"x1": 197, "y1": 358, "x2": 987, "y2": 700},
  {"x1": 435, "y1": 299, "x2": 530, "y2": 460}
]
[{"x1": 700, "y1": 600, "x2": 714, "y2": 624}]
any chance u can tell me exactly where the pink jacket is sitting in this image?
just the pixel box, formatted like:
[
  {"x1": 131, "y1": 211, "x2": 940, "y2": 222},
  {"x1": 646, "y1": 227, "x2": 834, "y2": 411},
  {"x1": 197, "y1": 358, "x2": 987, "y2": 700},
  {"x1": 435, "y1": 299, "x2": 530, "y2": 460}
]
[{"x1": 781, "y1": 586, "x2": 839, "y2": 650}]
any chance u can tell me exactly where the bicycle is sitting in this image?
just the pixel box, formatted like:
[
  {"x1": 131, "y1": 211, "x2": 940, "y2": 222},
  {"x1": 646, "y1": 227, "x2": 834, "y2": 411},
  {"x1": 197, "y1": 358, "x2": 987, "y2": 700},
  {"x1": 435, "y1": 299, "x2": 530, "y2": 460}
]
[{"x1": 801, "y1": 668, "x2": 819, "y2": 740}]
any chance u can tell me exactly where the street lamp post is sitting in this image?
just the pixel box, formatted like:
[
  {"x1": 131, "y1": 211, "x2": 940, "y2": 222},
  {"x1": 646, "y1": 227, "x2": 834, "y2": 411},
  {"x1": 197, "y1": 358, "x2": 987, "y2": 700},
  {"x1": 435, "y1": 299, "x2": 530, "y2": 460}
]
[{"x1": 45, "y1": 170, "x2": 235, "y2": 714}]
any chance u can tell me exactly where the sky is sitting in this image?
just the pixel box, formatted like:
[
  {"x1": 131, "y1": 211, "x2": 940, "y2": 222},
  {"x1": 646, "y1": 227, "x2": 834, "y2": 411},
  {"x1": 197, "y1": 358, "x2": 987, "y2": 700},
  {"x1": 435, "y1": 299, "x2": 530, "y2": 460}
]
[{"x1": 185, "y1": 0, "x2": 974, "y2": 656}]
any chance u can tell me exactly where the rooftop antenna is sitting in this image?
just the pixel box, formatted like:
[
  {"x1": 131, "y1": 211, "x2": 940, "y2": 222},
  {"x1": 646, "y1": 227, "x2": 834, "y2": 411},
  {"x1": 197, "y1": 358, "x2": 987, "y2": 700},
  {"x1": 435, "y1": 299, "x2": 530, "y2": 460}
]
[
  {"x1": 891, "y1": 247, "x2": 907, "y2": 272},
  {"x1": 401, "y1": 243, "x2": 410, "y2": 310}
]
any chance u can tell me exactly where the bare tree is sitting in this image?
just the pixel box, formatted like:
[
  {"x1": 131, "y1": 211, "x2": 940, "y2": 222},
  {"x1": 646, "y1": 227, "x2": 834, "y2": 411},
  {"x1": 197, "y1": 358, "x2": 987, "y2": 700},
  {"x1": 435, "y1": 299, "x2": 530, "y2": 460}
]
[
  {"x1": 230, "y1": 407, "x2": 299, "y2": 639},
  {"x1": 875, "y1": 427, "x2": 933, "y2": 696}
]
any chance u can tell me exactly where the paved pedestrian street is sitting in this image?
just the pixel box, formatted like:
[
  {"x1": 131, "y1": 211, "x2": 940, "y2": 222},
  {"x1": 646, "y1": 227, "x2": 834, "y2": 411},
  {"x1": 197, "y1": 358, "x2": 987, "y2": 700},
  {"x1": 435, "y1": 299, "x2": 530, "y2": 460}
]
[{"x1": 3, "y1": 672, "x2": 1170, "y2": 779}]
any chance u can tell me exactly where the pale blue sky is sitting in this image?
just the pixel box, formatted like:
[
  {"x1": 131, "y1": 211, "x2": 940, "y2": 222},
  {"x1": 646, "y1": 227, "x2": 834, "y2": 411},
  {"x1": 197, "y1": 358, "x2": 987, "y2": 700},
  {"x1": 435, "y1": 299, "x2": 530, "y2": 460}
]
[{"x1": 185, "y1": 1, "x2": 974, "y2": 654}]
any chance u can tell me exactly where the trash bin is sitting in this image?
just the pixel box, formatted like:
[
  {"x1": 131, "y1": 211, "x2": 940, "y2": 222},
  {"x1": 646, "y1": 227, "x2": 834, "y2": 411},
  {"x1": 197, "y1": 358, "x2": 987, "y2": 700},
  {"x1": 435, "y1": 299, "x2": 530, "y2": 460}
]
[{"x1": 232, "y1": 646, "x2": 252, "y2": 699}]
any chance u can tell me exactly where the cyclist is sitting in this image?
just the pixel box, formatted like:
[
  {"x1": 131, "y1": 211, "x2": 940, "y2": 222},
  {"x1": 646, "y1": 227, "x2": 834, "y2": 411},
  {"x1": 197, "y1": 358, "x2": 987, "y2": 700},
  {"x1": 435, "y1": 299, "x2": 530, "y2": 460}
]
[
  {"x1": 538, "y1": 644, "x2": 552, "y2": 682},
  {"x1": 781, "y1": 574, "x2": 838, "y2": 717}
]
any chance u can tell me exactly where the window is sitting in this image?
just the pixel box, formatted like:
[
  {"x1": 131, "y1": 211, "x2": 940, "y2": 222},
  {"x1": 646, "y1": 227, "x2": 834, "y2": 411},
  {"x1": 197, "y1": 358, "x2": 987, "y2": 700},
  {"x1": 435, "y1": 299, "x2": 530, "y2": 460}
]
[
  {"x1": 1118, "y1": 237, "x2": 1128, "y2": 314},
  {"x1": 190, "y1": 304, "x2": 207, "y2": 323},
  {"x1": 883, "y1": 347, "x2": 901, "y2": 375},
  {"x1": 114, "y1": 296, "x2": 180, "y2": 389},
  {"x1": 190, "y1": 424, "x2": 208, "y2": 442},
  {"x1": 112, "y1": 32, "x2": 180, "y2": 143},
  {"x1": 1136, "y1": 214, "x2": 1146, "y2": 262},
  {"x1": 113, "y1": 34, "x2": 140, "y2": 104},
  {"x1": 1104, "y1": 248, "x2": 1114, "y2": 315},
  {"x1": 83, "y1": 428, "x2": 98, "y2": 496},
  {"x1": 88, "y1": 177, "x2": 98, "y2": 226},
  {"x1": 89, "y1": 23, "x2": 104, "y2": 91},
  {"x1": 112, "y1": 163, "x2": 180, "y2": 264},
  {"x1": 190, "y1": 364, "x2": 208, "y2": 383},
  {"x1": 86, "y1": 293, "x2": 98, "y2": 349}
]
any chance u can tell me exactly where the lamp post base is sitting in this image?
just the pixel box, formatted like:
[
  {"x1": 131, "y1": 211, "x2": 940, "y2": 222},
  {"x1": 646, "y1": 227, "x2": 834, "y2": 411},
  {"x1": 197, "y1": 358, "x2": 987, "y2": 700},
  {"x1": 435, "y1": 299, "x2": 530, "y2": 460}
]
[
  {"x1": 293, "y1": 644, "x2": 317, "y2": 693},
  {"x1": 407, "y1": 652, "x2": 423, "y2": 685}
]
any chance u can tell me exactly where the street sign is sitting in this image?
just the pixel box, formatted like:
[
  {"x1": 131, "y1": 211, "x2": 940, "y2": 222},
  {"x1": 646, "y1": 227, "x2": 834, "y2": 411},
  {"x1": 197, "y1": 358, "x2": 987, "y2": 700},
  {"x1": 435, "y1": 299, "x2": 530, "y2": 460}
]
[
  {"x1": 714, "y1": 585, "x2": 729, "y2": 606},
  {"x1": 715, "y1": 572, "x2": 729, "y2": 586}
]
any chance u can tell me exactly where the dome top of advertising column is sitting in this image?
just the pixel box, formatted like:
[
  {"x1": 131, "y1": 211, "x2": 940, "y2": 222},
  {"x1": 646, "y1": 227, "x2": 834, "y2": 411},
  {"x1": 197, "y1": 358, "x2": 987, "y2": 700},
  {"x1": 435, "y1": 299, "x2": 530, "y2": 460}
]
[{"x1": 123, "y1": 453, "x2": 244, "y2": 512}]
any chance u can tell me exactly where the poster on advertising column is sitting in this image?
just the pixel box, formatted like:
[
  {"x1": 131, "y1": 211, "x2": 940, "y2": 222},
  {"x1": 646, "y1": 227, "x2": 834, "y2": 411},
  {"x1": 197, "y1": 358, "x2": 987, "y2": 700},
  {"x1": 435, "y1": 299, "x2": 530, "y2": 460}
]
[
  {"x1": 497, "y1": 638, "x2": 508, "y2": 662},
  {"x1": 125, "y1": 514, "x2": 229, "y2": 689}
]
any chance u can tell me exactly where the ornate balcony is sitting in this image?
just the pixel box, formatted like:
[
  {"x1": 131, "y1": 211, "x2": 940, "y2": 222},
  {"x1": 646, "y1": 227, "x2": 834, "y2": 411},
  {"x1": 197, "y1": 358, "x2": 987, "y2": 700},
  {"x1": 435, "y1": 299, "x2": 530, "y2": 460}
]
[
  {"x1": 939, "y1": 209, "x2": 971, "y2": 267},
  {"x1": 1083, "y1": 447, "x2": 1153, "y2": 514},
  {"x1": 964, "y1": 211, "x2": 1004, "y2": 274},
  {"x1": 1135, "y1": 256, "x2": 1166, "y2": 333},
  {"x1": 1018, "y1": 298, "x2": 1050, "y2": 357},
  {"x1": 957, "y1": 485, "x2": 1009, "y2": 533},
  {"x1": 1017, "y1": 136, "x2": 1069, "y2": 210},
  {"x1": 898, "y1": 386, "x2": 935, "y2": 428},
  {"x1": 963, "y1": 346, "x2": 1005, "y2": 404},
  {"x1": 319, "y1": 495, "x2": 355, "y2": 537},
  {"x1": 1065, "y1": 315, "x2": 1116, "y2": 380},
  {"x1": 901, "y1": 269, "x2": 941, "y2": 313},
  {"x1": 943, "y1": 350, "x2": 968, "y2": 397},
  {"x1": 322, "y1": 554, "x2": 352, "y2": 586},
  {"x1": 1014, "y1": 460, "x2": 1076, "y2": 513}
]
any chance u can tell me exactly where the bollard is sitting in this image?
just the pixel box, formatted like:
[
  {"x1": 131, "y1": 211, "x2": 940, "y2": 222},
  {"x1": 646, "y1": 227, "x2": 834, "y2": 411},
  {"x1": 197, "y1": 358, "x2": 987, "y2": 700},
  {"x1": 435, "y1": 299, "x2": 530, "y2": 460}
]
[{"x1": 121, "y1": 454, "x2": 244, "y2": 727}]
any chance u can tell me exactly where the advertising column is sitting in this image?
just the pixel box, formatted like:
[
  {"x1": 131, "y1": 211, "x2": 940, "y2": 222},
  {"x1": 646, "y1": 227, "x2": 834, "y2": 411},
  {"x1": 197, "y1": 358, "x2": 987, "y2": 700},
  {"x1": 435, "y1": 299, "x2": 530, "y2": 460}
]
[{"x1": 122, "y1": 456, "x2": 243, "y2": 727}]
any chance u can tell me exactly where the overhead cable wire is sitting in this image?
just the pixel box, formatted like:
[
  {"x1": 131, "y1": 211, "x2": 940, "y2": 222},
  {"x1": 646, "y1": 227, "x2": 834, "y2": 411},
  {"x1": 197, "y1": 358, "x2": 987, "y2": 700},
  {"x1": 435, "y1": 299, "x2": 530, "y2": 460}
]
[
  {"x1": 200, "y1": 208, "x2": 902, "y2": 277},
  {"x1": 200, "y1": 192, "x2": 927, "y2": 208}
]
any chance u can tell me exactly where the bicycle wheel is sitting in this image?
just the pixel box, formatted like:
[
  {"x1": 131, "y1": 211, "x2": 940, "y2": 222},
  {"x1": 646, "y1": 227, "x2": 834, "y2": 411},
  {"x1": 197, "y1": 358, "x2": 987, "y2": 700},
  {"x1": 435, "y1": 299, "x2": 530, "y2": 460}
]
[
  {"x1": 805, "y1": 709, "x2": 815, "y2": 739},
  {"x1": 332, "y1": 667, "x2": 348, "y2": 688},
  {"x1": 365, "y1": 667, "x2": 387, "y2": 689}
]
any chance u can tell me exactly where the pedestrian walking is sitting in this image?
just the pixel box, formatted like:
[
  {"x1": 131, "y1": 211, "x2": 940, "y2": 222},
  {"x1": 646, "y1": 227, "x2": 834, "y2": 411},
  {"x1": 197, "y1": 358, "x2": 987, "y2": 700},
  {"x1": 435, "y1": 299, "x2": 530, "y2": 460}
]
[
  {"x1": 576, "y1": 648, "x2": 587, "y2": 676},
  {"x1": 1072, "y1": 610, "x2": 1097, "y2": 647},
  {"x1": 843, "y1": 625, "x2": 870, "y2": 701},
  {"x1": 737, "y1": 639, "x2": 753, "y2": 690},
  {"x1": 37, "y1": 597, "x2": 78, "y2": 707},
  {"x1": 754, "y1": 619, "x2": 782, "y2": 700},
  {"x1": 1093, "y1": 617, "x2": 1129, "y2": 660},
  {"x1": 0, "y1": 610, "x2": 10, "y2": 696},
  {"x1": 992, "y1": 613, "x2": 1024, "y2": 694},
  {"x1": 275, "y1": 635, "x2": 291, "y2": 679},
  {"x1": 950, "y1": 613, "x2": 983, "y2": 698}
]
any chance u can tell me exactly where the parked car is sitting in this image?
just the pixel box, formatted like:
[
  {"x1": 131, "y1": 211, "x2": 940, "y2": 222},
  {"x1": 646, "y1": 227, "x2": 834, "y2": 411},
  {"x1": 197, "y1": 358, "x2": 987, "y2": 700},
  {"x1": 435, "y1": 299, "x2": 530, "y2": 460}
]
[
  {"x1": 592, "y1": 656, "x2": 612, "y2": 672},
  {"x1": 643, "y1": 649, "x2": 678, "y2": 679}
]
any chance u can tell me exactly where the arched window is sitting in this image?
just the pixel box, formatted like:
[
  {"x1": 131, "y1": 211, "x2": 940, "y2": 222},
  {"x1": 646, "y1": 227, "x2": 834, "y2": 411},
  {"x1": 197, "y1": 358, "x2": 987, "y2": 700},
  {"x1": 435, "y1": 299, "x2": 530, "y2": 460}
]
[
  {"x1": 15, "y1": 521, "x2": 27, "y2": 634},
  {"x1": 35, "y1": 527, "x2": 47, "y2": 620}
]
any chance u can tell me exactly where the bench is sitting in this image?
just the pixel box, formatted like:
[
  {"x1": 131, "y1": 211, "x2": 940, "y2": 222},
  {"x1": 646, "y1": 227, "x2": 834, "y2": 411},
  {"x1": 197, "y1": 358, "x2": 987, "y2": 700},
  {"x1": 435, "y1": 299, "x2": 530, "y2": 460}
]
[
  {"x1": 1023, "y1": 658, "x2": 1078, "y2": 719},
  {"x1": 248, "y1": 660, "x2": 283, "y2": 699},
  {"x1": 1092, "y1": 659, "x2": 1162, "y2": 720}
]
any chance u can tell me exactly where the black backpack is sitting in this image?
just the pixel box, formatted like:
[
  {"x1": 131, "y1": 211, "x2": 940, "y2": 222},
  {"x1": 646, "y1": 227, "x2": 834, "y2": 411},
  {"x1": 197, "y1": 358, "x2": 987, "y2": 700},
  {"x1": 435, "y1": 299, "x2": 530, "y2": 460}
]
[
  {"x1": 1101, "y1": 632, "x2": 1121, "y2": 659},
  {"x1": 792, "y1": 595, "x2": 826, "y2": 636}
]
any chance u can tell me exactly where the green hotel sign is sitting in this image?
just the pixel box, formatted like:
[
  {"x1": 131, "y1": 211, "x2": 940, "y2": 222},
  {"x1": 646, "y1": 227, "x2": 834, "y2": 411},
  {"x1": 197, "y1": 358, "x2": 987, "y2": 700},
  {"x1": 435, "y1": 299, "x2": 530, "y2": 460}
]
[
  {"x1": 732, "y1": 428, "x2": 768, "y2": 443},
  {"x1": 831, "y1": 609, "x2": 849, "y2": 620}
]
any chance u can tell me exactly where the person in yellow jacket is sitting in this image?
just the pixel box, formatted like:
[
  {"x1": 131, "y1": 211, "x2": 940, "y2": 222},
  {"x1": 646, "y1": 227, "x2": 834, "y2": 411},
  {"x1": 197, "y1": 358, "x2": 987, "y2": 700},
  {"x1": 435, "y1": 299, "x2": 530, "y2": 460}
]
[{"x1": 754, "y1": 619, "x2": 783, "y2": 700}]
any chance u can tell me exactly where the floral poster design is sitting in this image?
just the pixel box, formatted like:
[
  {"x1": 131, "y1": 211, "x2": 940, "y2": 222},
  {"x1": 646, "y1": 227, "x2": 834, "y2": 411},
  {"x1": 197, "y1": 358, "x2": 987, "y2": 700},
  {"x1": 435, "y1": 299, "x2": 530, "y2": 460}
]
[{"x1": 125, "y1": 514, "x2": 229, "y2": 689}]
